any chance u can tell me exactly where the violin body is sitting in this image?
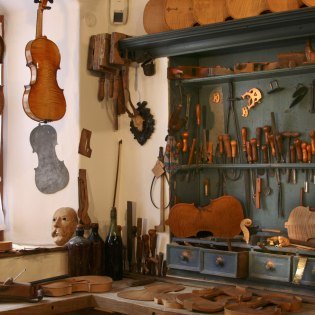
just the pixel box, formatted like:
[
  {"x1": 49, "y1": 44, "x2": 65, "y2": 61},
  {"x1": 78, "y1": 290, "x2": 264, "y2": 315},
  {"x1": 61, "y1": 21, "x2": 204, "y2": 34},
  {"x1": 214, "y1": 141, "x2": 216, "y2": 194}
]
[
  {"x1": 23, "y1": 0, "x2": 66, "y2": 122},
  {"x1": 23, "y1": 36, "x2": 66, "y2": 122},
  {"x1": 166, "y1": 196, "x2": 244, "y2": 238}
]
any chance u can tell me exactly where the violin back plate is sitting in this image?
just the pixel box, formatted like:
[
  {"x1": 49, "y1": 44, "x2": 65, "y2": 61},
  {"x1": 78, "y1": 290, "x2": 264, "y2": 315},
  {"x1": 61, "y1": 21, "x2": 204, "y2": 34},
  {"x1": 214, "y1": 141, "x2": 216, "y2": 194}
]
[
  {"x1": 23, "y1": 37, "x2": 66, "y2": 122},
  {"x1": 167, "y1": 196, "x2": 244, "y2": 238}
]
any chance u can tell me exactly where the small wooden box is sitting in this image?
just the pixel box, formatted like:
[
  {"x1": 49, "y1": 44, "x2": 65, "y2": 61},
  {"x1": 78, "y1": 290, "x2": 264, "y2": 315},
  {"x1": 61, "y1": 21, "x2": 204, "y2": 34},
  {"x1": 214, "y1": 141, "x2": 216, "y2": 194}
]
[
  {"x1": 249, "y1": 251, "x2": 292, "y2": 282},
  {"x1": 201, "y1": 248, "x2": 248, "y2": 278},
  {"x1": 167, "y1": 244, "x2": 202, "y2": 272}
]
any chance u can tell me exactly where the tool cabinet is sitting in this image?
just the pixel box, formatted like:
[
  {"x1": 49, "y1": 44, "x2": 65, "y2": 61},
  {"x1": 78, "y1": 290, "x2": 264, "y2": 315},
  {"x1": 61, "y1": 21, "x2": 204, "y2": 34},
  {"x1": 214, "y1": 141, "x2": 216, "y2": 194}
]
[{"x1": 120, "y1": 7, "x2": 315, "y2": 291}]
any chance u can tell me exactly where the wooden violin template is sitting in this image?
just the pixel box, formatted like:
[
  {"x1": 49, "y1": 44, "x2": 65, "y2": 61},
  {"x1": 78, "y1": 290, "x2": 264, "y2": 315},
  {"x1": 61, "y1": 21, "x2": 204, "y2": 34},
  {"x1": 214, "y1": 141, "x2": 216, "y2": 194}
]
[
  {"x1": 166, "y1": 195, "x2": 244, "y2": 238},
  {"x1": 30, "y1": 124, "x2": 69, "y2": 194},
  {"x1": 23, "y1": 0, "x2": 66, "y2": 122}
]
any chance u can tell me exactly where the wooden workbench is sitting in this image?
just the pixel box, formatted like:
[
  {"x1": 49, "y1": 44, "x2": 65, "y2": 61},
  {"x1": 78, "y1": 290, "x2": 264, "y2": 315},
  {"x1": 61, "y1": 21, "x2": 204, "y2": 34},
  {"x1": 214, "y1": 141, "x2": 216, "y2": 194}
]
[{"x1": 0, "y1": 278, "x2": 315, "y2": 314}]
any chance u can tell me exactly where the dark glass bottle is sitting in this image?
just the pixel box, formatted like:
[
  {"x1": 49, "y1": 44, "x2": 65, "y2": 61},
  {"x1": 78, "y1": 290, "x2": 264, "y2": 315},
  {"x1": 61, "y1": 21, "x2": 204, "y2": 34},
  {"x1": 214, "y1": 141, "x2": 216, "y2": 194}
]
[
  {"x1": 88, "y1": 223, "x2": 105, "y2": 275},
  {"x1": 104, "y1": 207, "x2": 123, "y2": 280},
  {"x1": 67, "y1": 224, "x2": 90, "y2": 276}
]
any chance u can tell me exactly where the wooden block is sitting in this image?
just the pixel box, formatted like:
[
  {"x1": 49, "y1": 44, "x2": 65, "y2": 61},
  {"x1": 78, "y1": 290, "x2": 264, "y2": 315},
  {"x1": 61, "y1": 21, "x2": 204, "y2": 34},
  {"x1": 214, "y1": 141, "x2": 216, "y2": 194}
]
[{"x1": 0, "y1": 241, "x2": 12, "y2": 252}]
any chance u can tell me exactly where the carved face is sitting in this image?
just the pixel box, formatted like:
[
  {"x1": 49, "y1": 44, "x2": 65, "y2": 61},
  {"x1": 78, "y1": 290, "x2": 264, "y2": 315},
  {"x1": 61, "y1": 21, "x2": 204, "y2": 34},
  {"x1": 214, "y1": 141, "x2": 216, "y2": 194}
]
[{"x1": 51, "y1": 207, "x2": 78, "y2": 246}]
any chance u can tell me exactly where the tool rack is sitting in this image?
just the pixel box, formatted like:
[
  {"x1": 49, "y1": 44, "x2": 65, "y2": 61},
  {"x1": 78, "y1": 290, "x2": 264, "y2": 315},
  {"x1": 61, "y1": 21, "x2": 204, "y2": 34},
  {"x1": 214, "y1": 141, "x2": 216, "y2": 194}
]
[{"x1": 120, "y1": 7, "x2": 315, "y2": 290}]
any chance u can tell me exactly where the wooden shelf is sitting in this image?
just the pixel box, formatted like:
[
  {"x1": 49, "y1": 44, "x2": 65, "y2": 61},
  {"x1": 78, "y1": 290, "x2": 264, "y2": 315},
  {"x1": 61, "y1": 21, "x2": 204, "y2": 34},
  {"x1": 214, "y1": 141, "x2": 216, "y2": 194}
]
[
  {"x1": 175, "y1": 163, "x2": 315, "y2": 172},
  {"x1": 172, "y1": 237, "x2": 315, "y2": 257},
  {"x1": 119, "y1": 7, "x2": 315, "y2": 62},
  {"x1": 181, "y1": 64, "x2": 315, "y2": 86}
]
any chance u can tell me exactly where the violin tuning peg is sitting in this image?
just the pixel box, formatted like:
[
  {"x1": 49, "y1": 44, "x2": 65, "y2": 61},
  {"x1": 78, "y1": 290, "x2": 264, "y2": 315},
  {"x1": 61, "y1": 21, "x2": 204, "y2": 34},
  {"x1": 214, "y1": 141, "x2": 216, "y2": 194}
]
[
  {"x1": 48, "y1": 0, "x2": 54, "y2": 3},
  {"x1": 34, "y1": 0, "x2": 41, "y2": 3},
  {"x1": 44, "y1": 5, "x2": 51, "y2": 10}
]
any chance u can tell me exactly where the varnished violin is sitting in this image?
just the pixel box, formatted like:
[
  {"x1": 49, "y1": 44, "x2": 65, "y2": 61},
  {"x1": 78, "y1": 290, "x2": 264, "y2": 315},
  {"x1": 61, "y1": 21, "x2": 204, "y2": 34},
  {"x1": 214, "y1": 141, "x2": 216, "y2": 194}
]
[
  {"x1": 23, "y1": 0, "x2": 66, "y2": 122},
  {"x1": 166, "y1": 196, "x2": 244, "y2": 238}
]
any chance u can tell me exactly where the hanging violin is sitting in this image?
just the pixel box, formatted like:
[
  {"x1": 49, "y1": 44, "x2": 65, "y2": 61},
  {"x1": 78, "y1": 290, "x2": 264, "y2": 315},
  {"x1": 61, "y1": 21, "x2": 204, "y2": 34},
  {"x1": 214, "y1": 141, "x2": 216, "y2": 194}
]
[{"x1": 23, "y1": 0, "x2": 66, "y2": 122}]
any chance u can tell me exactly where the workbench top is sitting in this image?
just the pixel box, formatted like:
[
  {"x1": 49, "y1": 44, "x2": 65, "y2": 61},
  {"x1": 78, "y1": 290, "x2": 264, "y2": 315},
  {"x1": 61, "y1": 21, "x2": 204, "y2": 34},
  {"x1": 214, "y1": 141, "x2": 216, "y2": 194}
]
[{"x1": 0, "y1": 278, "x2": 315, "y2": 315}]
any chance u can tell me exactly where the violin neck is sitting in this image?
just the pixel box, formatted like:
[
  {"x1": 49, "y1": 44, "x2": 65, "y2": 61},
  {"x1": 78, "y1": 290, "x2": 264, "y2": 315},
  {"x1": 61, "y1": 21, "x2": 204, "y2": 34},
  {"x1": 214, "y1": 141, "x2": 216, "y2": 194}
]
[{"x1": 35, "y1": 5, "x2": 44, "y2": 38}]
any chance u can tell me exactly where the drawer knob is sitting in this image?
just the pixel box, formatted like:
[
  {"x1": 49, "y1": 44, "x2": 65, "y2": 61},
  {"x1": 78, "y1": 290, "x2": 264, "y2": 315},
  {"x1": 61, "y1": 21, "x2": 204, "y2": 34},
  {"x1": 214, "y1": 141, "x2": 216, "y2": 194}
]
[
  {"x1": 215, "y1": 256, "x2": 224, "y2": 267},
  {"x1": 180, "y1": 250, "x2": 192, "y2": 262},
  {"x1": 265, "y1": 260, "x2": 275, "y2": 271}
]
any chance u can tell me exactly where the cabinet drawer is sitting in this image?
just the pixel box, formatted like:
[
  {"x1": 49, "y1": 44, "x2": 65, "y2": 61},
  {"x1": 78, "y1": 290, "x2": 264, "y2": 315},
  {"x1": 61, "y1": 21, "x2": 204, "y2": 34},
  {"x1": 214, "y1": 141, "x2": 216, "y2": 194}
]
[
  {"x1": 292, "y1": 256, "x2": 315, "y2": 286},
  {"x1": 167, "y1": 244, "x2": 202, "y2": 272},
  {"x1": 201, "y1": 249, "x2": 248, "y2": 278},
  {"x1": 249, "y1": 251, "x2": 292, "y2": 282}
]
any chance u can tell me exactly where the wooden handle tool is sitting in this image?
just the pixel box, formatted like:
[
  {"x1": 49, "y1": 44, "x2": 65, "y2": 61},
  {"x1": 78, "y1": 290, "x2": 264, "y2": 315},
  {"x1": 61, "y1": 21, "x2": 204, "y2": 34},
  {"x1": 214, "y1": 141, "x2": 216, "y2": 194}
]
[
  {"x1": 301, "y1": 142, "x2": 308, "y2": 163},
  {"x1": 294, "y1": 138, "x2": 303, "y2": 162},
  {"x1": 246, "y1": 141, "x2": 253, "y2": 163},
  {"x1": 310, "y1": 130, "x2": 315, "y2": 155},
  {"x1": 207, "y1": 141, "x2": 213, "y2": 164},
  {"x1": 261, "y1": 144, "x2": 268, "y2": 163},
  {"x1": 250, "y1": 138, "x2": 258, "y2": 162},
  {"x1": 223, "y1": 134, "x2": 232, "y2": 160},
  {"x1": 268, "y1": 134, "x2": 276, "y2": 158},
  {"x1": 182, "y1": 132, "x2": 189, "y2": 153},
  {"x1": 241, "y1": 127, "x2": 247, "y2": 152},
  {"x1": 263, "y1": 125, "x2": 271, "y2": 145},
  {"x1": 255, "y1": 177, "x2": 262, "y2": 209}
]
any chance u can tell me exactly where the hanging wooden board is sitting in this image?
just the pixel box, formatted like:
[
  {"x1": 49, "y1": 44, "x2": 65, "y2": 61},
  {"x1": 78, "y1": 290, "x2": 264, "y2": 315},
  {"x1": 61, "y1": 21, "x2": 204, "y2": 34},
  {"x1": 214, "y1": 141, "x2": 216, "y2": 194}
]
[
  {"x1": 267, "y1": 0, "x2": 302, "y2": 12},
  {"x1": 143, "y1": 0, "x2": 170, "y2": 34},
  {"x1": 193, "y1": 0, "x2": 229, "y2": 25},
  {"x1": 301, "y1": 0, "x2": 315, "y2": 6},
  {"x1": 165, "y1": 0, "x2": 196, "y2": 30},
  {"x1": 226, "y1": 0, "x2": 268, "y2": 19}
]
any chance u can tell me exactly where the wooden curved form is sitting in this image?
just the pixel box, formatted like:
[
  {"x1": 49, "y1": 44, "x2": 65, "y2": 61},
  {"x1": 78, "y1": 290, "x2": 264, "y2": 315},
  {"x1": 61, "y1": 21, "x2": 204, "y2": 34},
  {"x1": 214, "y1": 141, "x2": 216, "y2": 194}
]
[
  {"x1": 226, "y1": 0, "x2": 268, "y2": 19},
  {"x1": 285, "y1": 206, "x2": 315, "y2": 241},
  {"x1": 193, "y1": 0, "x2": 229, "y2": 25},
  {"x1": 165, "y1": 0, "x2": 197, "y2": 30},
  {"x1": 301, "y1": 0, "x2": 315, "y2": 6},
  {"x1": 267, "y1": 0, "x2": 302, "y2": 12},
  {"x1": 42, "y1": 276, "x2": 112, "y2": 297},
  {"x1": 143, "y1": 0, "x2": 170, "y2": 34}
]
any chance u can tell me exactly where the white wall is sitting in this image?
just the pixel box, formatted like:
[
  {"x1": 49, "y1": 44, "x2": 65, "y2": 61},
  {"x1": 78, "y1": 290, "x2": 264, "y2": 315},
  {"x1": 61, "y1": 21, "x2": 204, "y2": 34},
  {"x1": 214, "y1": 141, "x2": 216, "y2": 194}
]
[{"x1": 1, "y1": 0, "x2": 169, "y2": 278}]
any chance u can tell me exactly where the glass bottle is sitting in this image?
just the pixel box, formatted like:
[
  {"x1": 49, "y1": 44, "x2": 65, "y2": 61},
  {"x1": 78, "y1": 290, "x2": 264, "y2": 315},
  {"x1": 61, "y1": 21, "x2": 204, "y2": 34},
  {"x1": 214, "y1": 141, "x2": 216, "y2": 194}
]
[
  {"x1": 104, "y1": 207, "x2": 123, "y2": 280},
  {"x1": 88, "y1": 223, "x2": 105, "y2": 275},
  {"x1": 67, "y1": 224, "x2": 90, "y2": 276}
]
